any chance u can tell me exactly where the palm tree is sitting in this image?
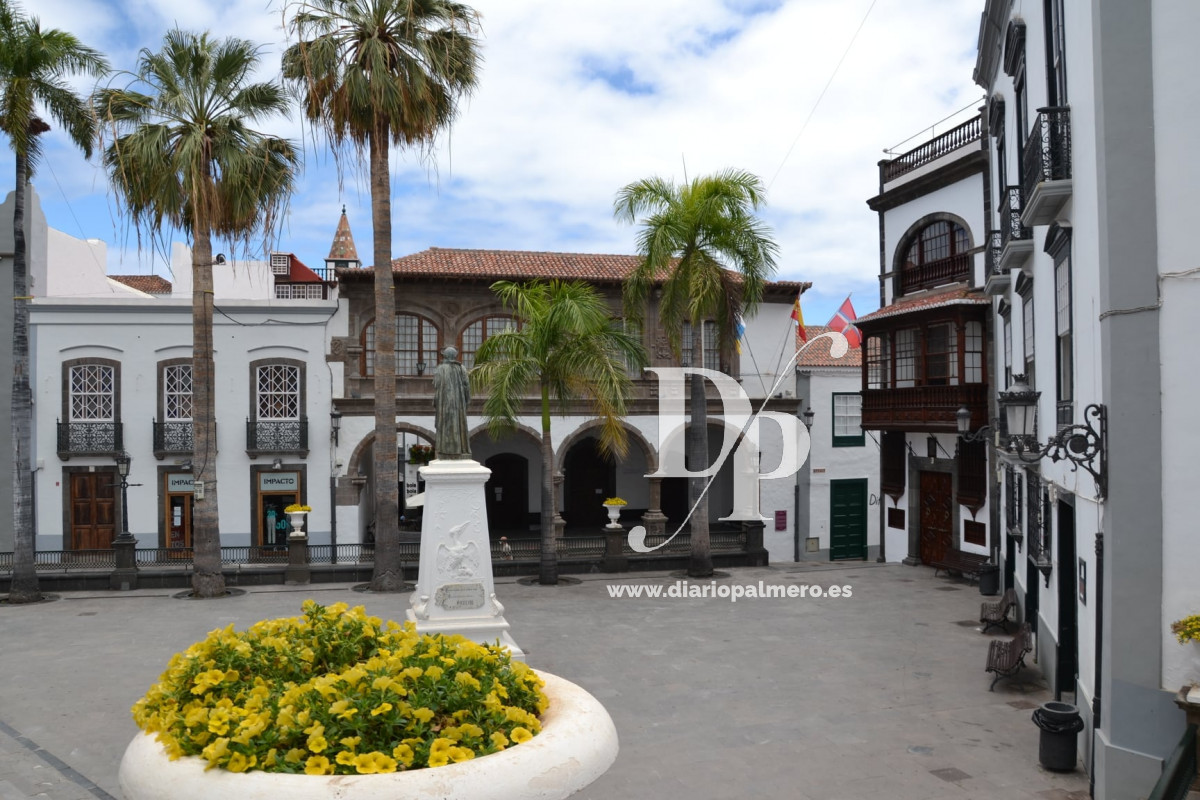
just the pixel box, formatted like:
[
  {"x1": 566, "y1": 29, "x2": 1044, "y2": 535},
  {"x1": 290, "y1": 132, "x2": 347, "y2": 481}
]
[
  {"x1": 95, "y1": 30, "x2": 297, "y2": 598},
  {"x1": 615, "y1": 169, "x2": 779, "y2": 577},
  {"x1": 473, "y1": 280, "x2": 646, "y2": 585},
  {"x1": 0, "y1": 1, "x2": 108, "y2": 603},
  {"x1": 283, "y1": 0, "x2": 481, "y2": 592}
]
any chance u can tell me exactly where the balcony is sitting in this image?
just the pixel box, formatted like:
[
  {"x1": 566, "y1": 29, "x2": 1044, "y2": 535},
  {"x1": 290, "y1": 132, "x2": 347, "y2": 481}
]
[
  {"x1": 998, "y1": 185, "x2": 1034, "y2": 272},
  {"x1": 246, "y1": 418, "x2": 308, "y2": 457},
  {"x1": 898, "y1": 252, "x2": 971, "y2": 295},
  {"x1": 984, "y1": 230, "x2": 1011, "y2": 296},
  {"x1": 882, "y1": 116, "x2": 983, "y2": 184},
  {"x1": 861, "y1": 384, "x2": 988, "y2": 433},
  {"x1": 57, "y1": 421, "x2": 123, "y2": 459},
  {"x1": 153, "y1": 420, "x2": 195, "y2": 459},
  {"x1": 1021, "y1": 107, "x2": 1072, "y2": 226}
]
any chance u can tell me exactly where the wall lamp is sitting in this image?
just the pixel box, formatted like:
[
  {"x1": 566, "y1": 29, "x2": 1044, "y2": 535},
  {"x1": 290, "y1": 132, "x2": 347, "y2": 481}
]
[
  {"x1": 955, "y1": 406, "x2": 993, "y2": 444},
  {"x1": 801, "y1": 407, "x2": 814, "y2": 431},
  {"x1": 991, "y1": 375, "x2": 1108, "y2": 500},
  {"x1": 330, "y1": 410, "x2": 342, "y2": 446}
]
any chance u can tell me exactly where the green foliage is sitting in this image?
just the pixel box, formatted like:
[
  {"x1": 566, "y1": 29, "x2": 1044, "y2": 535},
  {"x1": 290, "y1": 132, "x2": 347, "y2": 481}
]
[
  {"x1": 132, "y1": 601, "x2": 546, "y2": 775},
  {"x1": 1172, "y1": 614, "x2": 1200, "y2": 645}
]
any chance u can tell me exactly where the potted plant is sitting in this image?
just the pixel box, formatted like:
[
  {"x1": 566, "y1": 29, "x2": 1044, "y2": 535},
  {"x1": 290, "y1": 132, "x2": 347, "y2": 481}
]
[
  {"x1": 118, "y1": 601, "x2": 617, "y2": 800},
  {"x1": 601, "y1": 497, "x2": 626, "y2": 529},
  {"x1": 1171, "y1": 614, "x2": 1200, "y2": 703},
  {"x1": 408, "y1": 444, "x2": 434, "y2": 465},
  {"x1": 284, "y1": 504, "x2": 312, "y2": 537}
]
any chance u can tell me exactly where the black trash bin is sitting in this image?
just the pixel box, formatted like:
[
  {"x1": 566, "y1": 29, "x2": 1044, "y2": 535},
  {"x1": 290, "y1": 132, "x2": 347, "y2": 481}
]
[
  {"x1": 979, "y1": 563, "x2": 1000, "y2": 596},
  {"x1": 1032, "y1": 701, "x2": 1083, "y2": 771}
]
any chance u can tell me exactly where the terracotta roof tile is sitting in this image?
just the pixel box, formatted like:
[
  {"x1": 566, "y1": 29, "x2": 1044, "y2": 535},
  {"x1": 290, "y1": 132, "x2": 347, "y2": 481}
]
[
  {"x1": 109, "y1": 274, "x2": 172, "y2": 294},
  {"x1": 328, "y1": 209, "x2": 359, "y2": 262},
  {"x1": 855, "y1": 287, "x2": 988, "y2": 325},
  {"x1": 796, "y1": 325, "x2": 862, "y2": 367}
]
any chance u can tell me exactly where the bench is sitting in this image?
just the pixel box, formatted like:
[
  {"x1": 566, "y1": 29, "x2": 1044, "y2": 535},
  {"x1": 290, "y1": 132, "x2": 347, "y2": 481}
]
[
  {"x1": 986, "y1": 622, "x2": 1033, "y2": 691},
  {"x1": 980, "y1": 588, "x2": 1018, "y2": 633},
  {"x1": 932, "y1": 549, "x2": 990, "y2": 582}
]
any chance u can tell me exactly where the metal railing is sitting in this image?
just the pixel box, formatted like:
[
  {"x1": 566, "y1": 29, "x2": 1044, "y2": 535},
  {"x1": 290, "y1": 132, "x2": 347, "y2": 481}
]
[
  {"x1": 1001, "y1": 185, "x2": 1032, "y2": 248},
  {"x1": 883, "y1": 116, "x2": 983, "y2": 183},
  {"x1": 989, "y1": 230, "x2": 1004, "y2": 275},
  {"x1": 56, "y1": 421, "x2": 122, "y2": 456},
  {"x1": 1147, "y1": 723, "x2": 1196, "y2": 800},
  {"x1": 246, "y1": 418, "x2": 308, "y2": 452},
  {"x1": 1022, "y1": 107, "x2": 1072, "y2": 203},
  {"x1": 153, "y1": 420, "x2": 194, "y2": 454},
  {"x1": 0, "y1": 549, "x2": 117, "y2": 571}
]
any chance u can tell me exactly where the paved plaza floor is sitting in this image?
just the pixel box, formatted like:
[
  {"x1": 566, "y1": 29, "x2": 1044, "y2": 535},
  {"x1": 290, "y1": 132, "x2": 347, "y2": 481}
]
[{"x1": 0, "y1": 562, "x2": 1090, "y2": 799}]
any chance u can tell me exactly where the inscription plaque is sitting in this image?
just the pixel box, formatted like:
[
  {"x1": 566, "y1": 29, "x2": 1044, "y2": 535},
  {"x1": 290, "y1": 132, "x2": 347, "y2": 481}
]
[{"x1": 434, "y1": 582, "x2": 486, "y2": 611}]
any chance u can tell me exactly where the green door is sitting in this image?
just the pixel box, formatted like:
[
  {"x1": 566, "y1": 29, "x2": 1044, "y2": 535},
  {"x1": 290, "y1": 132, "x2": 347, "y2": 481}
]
[{"x1": 830, "y1": 479, "x2": 868, "y2": 561}]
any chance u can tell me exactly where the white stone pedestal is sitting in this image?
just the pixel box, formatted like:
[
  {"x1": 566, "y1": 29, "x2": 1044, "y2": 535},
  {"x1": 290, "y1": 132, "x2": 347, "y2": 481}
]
[{"x1": 406, "y1": 459, "x2": 523, "y2": 660}]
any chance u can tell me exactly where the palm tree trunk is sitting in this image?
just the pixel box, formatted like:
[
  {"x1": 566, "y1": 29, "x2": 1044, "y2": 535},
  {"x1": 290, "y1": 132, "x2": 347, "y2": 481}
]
[
  {"x1": 9, "y1": 154, "x2": 40, "y2": 603},
  {"x1": 368, "y1": 127, "x2": 402, "y2": 592},
  {"x1": 688, "y1": 329, "x2": 712, "y2": 577},
  {"x1": 190, "y1": 213, "x2": 224, "y2": 598},
  {"x1": 538, "y1": 382, "x2": 557, "y2": 585}
]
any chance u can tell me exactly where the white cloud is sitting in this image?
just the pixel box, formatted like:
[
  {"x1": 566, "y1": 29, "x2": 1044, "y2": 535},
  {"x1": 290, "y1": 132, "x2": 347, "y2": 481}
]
[{"x1": 7, "y1": 0, "x2": 985, "y2": 322}]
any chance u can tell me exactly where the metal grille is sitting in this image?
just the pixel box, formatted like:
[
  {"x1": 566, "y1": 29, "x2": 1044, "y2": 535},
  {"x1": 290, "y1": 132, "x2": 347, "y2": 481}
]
[
  {"x1": 257, "y1": 364, "x2": 299, "y2": 420},
  {"x1": 164, "y1": 365, "x2": 192, "y2": 420},
  {"x1": 1022, "y1": 107, "x2": 1072, "y2": 202},
  {"x1": 70, "y1": 364, "x2": 114, "y2": 421},
  {"x1": 58, "y1": 421, "x2": 121, "y2": 453},
  {"x1": 154, "y1": 420, "x2": 194, "y2": 453},
  {"x1": 1001, "y1": 186, "x2": 1031, "y2": 247},
  {"x1": 248, "y1": 419, "x2": 307, "y2": 451}
]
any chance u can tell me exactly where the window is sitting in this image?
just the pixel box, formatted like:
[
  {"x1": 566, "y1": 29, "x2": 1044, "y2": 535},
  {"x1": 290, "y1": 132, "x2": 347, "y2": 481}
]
[
  {"x1": 924, "y1": 323, "x2": 958, "y2": 386},
  {"x1": 1006, "y1": 465, "x2": 1022, "y2": 537},
  {"x1": 832, "y1": 393, "x2": 864, "y2": 447},
  {"x1": 957, "y1": 439, "x2": 986, "y2": 511},
  {"x1": 1023, "y1": 295, "x2": 1035, "y2": 372},
  {"x1": 964, "y1": 321, "x2": 984, "y2": 384},
  {"x1": 1044, "y1": 0, "x2": 1068, "y2": 106},
  {"x1": 899, "y1": 221, "x2": 971, "y2": 294},
  {"x1": 881, "y1": 431, "x2": 906, "y2": 498},
  {"x1": 866, "y1": 335, "x2": 890, "y2": 389},
  {"x1": 1002, "y1": 311, "x2": 1012, "y2": 388},
  {"x1": 362, "y1": 314, "x2": 440, "y2": 377},
  {"x1": 163, "y1": 364, "x2": 192, "y2": 421},
  {"x1": 70, "y1": 364, "x2": 115, "y2": 422},
  {"x1": 275, "y1": 283, "x2": 325, "y2": 299},
  {"x1": 270, "y1": 253, "x2": 290, "y2": 275},
  {"x1": 682, "y1": 321, "x2": 719, "y2": 371},
  {"x1": 460, "y1": 315, "x2": 516, "y2": 371},
  {"x1": 1055, "y1": 257, "x2": 1073, "y2": 424},
  {"x1": 257, "y1": 364, "x2": 300, "y2": 421},
  {"x1": 895, "y1": 329, "x2": 918, "y2": 387},
  {"x1": 1026, "y1": 471, "x2": 1042, "y2": 548}
]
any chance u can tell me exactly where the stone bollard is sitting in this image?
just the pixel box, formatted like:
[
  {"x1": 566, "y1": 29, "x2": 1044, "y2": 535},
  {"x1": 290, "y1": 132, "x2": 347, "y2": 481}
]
[
  {"x1": 741, "y1": 519, "x2": 768, "y2": 567},
  {"x1": 110, "y1": 536, "x2": 139, "y2": 591},
  {"x1": 285, "y1": 535, "x2": 310, "y2": 585},
  {"x1": 602, "y1": 528, "x2": 629, "y2": 573}
]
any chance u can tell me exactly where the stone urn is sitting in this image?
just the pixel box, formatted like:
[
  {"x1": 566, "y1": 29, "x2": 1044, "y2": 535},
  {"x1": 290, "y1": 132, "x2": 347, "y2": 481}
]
[
  {"x1": 286, "y1": 511, "x2": 308, "y2": 538},
  {"x1": 118, "y1": 671, "x2": 619, "y2": 800},
  {"x1": 602, "y1": 503, "x2": 624, "y2": 530}
]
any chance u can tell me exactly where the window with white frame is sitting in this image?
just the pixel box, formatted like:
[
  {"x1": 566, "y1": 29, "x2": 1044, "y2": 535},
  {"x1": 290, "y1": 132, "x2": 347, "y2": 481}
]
[
  {"x1": 1002, "y1": 312, "x2": 1013, "y2": 388},
  {"x1": 866, "y1": 335, "x2": 890, "y2": 389},
  {"x1": 163, "y1": 364, "x2": 192, "y2": 420},
  {"x1": 832, "y1": 393, "x2": 864, "y2": 447},
  {"x1": 70, "y1": 364, "x2": 115, "y2": 421},
  {"x1": 257, "y1": 364, "x2": 300, "y2": 420}
]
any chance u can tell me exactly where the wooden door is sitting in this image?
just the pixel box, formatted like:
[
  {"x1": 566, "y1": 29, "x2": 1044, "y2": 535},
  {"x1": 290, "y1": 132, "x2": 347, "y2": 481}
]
[
  {"x1": 69, "y1": 472, "x2": 116, "y2": 550},
  {"x1": 484, "y1": 453, "x2": 529, "y2": 532},
  {"x1": 829, "y1": 479, "x2": 868, "y2": 561},
  {"x1": 563, "y1": 438, "x2": 614, "y2": 530},
  {"x1": 166, "y1": 493, "x2": 193, "y2": 550},
  {"x1": 918, "y1": 470, "x2": 953, "y2": 564}
]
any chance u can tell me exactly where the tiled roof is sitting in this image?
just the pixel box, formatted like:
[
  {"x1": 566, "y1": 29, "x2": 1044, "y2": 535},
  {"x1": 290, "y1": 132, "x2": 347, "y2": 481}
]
[
  {"x1": 327, "y1": 208, "x2": 359, "y2": 262},
  {"x1": 286, "y1": 254, "x2": 324, "y2": 283},
  {"x1": 855, "y1": 287, "x2": 988, "y2": 324},
  {"x1": 109, "y1": 274, "x2": 172, "y2": 294},
  {"x1": 388, "y1": 248, "x2": 643, "y2": 281},
  {"x1": 796, "y1": 325, "x2": 862, "y2": 367}
]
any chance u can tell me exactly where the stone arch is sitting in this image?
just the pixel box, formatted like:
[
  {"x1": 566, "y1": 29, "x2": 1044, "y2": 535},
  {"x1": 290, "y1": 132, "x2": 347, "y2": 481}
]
[
  {"x1": 891, "y1": 211, "x2": 978, "y2": 297},
  {"x1": 468, "y1": 421, "x2": 542, "y2": 453},
  {"x1": 345, "y1": 422, "x2": 436, "y2": 481},
  {"x1": 554, "y1": 418, "x2": 657, "y2": 475}
]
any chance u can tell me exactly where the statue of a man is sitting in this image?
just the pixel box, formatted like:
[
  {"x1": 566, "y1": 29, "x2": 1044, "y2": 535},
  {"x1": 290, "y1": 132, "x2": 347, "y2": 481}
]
[{"x1": 433, "y1": 346, "x2": 471, "y2": 459}]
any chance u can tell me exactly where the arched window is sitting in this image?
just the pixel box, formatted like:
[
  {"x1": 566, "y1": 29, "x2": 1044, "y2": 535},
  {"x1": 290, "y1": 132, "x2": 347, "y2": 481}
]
[
  {"x1": 459, "y1": 315, "x2": 517, "y2": 370},
  {"x1": 899, "y1": 220, "x2": 971, "y2": 294},
  {"x1": 361, "y1": 314, "x2": 440, "y2": 377}
]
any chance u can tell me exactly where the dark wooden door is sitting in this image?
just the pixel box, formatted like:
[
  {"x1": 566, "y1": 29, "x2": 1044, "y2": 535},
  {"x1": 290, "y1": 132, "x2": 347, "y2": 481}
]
[
  {"x1": 918, "y1": 470, "x2": 953, "y2": 565},
  {"x1": 1056, "y1": 499, "x2": 1077, "y2": 698},
  {"x1": 830, "y1": 479, "x2": 868, "y2": 561},
  {"x1": 166, "y1": 493, "x2": 193, "y2": 550},
  {"x1": 484, "y1": 453, "x2": 529, "y2": 531},
  {"x1": 70, "y1": 472, "x2": 116, "y2": 550}
]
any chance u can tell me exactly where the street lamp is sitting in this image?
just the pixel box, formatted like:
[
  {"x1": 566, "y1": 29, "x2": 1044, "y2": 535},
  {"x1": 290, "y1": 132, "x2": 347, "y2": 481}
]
[
  {"x1": 997, "y1": 374, "x2": 1108, "y2": 500},
  {"x1": 955, "y1": 406, "x2": 993, "y2": 443},
  {"x1": 801, "y1": 407, "x2": 815, "y2": 431},
  {"x1": 330, "y1": 410, "x2": 342, "y2": 446},
  {"x1": 114, "y1": 451, "x2": 134, "y2": 543}
]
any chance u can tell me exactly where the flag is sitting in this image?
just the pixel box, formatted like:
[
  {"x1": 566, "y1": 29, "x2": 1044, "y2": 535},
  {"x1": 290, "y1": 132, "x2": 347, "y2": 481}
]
[
  {"x1": 735, "y1": 314, "x2": 746, "y2": 355},
  {"x1": 790, "y1": 291, "x2": 807, "y2": 343},
  {"x1": 827, "y1": 296, "x2": 861, "y2": 348}
]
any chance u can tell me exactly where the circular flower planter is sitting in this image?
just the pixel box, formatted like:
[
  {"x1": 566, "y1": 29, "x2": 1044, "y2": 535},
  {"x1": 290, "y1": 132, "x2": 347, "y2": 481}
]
[{"x1": 119, "y1": 671, "x2": 618, "y2": 800}]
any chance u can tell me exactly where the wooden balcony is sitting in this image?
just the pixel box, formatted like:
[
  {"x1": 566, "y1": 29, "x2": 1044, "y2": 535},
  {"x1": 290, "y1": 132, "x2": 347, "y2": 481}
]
[
  {"x1": 898, "y1": 252, "x2": 971, "y2": 295},
  {"x1": 861, "y1": 384, "x2": 988, "y2": 433}
]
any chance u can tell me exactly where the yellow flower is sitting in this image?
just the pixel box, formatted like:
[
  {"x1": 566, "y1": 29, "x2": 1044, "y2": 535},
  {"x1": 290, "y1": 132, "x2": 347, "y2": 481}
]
[
  {"x1": 285, "y1": 748, "x2": 306, "y2": 764},
  {"x1": 448, "y1": 746, "x2": 474, "y2": 763},
  {"x1": 411, "y1": 707, "x2": 435, "y2": 724},
  {"x1": 307, "y1": 734, "x2": 328, "y2": 753},
  {"x1": 200, "y1": 737, "x2": 229, "y2": 764},
  {"x1": 336, "y1": 750, "x2": 357, "y2": 766},
  {"x1": 424, "y1": 665, "x2": 444, "y2": 681},
  {"x1": 370, "y1": 702, "x2": 393, "y2": 717},
  {"x1": 490, "y1": 731, "x2": 508, "y2": 750},
  {"x1": 354, "y1": 751, "x2": 398, "y2": 774},
  {"x1": 510, "y1": 727, "x2": 533, "y2": 744},
  {"x1": 304, "y1": 755, "x2": 332, "y2": 775},
  {"x1": 226, "y1": 752, "x2": 256, "y2": 773},
  {"x1": 339, "y1": 736, "x2": 361, "y2": 749},
  {"x1": 454, "y1": 671, "x2": 481, "y2": 691},
  {"x1": 392, "y1": 743, "x2": 414, "y2": 767}
]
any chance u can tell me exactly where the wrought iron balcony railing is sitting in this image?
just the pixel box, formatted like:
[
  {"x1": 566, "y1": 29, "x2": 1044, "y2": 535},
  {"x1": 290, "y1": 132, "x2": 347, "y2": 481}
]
[
  {"x1": 882, "y1": 116, "x2": 983, "y2": 183},
  {"x1": 1022, "y1": 107, "x2": 1072, "y2": 204},
  {"x1": 246, "y1": 418, "x2": 308, "y2": 453},
  {"x1": 57, "y1": 420, "x2": 123, "y2": 458},
  {"x1": 989, "y1": 230, "x2": 1004, "y2": 275},
  {"x1": 153, "y1": 420, "x2": 194, "y2": 454},
  {"x1": 1001, "y1": 185, "x2": 1031, "y2": 248}
]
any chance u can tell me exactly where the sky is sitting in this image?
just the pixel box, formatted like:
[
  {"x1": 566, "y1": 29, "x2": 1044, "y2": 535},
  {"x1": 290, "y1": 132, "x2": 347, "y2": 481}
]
[{"x1": 8, "y1": 0, "x2": 985, "y2": 324}]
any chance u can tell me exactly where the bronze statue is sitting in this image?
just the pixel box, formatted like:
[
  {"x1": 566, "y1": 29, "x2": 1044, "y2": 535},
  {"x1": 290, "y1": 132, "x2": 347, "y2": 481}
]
[{"x1": 433, "y1": 346, "x2": 472, "y2": 459}]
